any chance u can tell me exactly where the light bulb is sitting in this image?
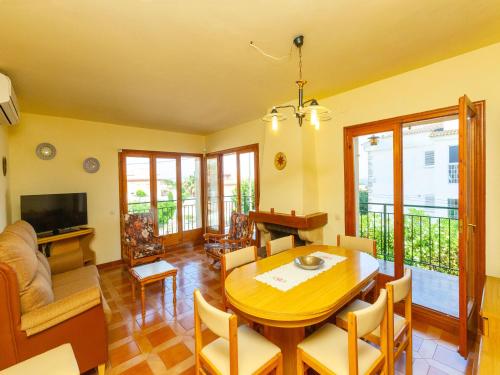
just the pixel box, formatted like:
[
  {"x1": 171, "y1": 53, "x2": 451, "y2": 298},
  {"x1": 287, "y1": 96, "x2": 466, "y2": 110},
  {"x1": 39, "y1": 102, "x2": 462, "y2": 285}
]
[
  {"x1": 310, "y1": 108, "x2": 320, "y2": 130},
  {"x1": 272, "y1": 115, "x2": 278, "y2": 131}
]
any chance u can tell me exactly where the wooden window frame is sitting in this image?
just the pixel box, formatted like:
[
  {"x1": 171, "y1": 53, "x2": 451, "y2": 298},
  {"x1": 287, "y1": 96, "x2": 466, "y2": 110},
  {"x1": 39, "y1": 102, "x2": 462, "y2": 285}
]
[{"x1": 343, "y1": 102, "x2": 485, "y2": 333}]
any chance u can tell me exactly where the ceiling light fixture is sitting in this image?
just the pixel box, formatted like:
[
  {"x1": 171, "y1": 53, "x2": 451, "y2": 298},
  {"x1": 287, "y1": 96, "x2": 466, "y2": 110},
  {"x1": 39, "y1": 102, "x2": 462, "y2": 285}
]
[{"x1": 262, "y1": 35, "x2": 331, "y2": 130}]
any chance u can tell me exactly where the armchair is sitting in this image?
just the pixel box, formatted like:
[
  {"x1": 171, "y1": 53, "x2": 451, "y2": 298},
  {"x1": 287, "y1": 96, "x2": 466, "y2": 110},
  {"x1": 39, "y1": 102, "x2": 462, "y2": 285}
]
[
  {"x1": 204, "y1": 212, "x2": 254, "y2": 265},
  {"x1": 121, "y1": 211, "x2": 166, "y2": 267}
]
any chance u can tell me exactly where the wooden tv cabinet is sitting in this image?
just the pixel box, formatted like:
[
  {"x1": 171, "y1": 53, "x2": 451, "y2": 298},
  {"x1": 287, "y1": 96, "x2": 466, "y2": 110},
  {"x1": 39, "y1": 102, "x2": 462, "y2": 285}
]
[{"x1": 37, "y1": 228, "x2": 96, "y2": 266}]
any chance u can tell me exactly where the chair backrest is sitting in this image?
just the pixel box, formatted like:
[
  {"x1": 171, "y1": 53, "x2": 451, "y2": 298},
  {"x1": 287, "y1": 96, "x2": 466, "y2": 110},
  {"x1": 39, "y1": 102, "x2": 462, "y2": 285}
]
[
  {"x1": 386, "y1": 268, "x2": 412, "y2": 303},
  {"x1": 227, "y1": 212, "x2": 252, "y2": 240},
  {"x1": 222, "y1": 246, "x2": 258, "y2": 273},
  {"x1": 351, "y1": 288, "x2": 387, "y2": 338},
  {"x1": 266, "y1": 235, "x2": 295, "y2": 257},
  {"x1": 122, "y1": 211, "x2": 155, "y2": 245},
  {"x1": 337, "y1": 234, "x2": 376, "y2": 257}
]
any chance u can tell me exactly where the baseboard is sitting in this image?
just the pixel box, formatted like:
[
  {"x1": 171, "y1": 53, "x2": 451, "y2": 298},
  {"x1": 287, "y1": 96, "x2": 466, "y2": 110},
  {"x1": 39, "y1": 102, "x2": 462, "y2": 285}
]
[{"x1": 96, "y1": 259, "x2": 123, "y2": 270}]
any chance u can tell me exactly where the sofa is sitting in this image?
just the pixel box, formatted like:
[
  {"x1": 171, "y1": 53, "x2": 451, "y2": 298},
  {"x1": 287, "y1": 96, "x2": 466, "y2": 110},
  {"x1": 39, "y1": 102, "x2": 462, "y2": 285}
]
[{"x1": 0, "y1": 220, "x2": 111, "y2": 374}]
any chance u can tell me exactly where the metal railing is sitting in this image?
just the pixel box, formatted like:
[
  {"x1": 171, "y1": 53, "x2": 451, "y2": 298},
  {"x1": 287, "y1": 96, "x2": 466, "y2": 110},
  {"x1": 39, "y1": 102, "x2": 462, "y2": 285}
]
[
  {"x1": 359, "y1": 202, "x2": 459, "y2": 275},
  {"x1": 127, "y1": 199, "x2": 200, "y2": 235}
]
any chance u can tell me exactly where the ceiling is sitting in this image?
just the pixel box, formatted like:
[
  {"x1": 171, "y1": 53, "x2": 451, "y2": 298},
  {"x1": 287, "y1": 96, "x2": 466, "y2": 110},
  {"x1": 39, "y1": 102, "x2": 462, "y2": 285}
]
[{"x1": 1, "y1": 0, "x2": 500, "y2": 134}]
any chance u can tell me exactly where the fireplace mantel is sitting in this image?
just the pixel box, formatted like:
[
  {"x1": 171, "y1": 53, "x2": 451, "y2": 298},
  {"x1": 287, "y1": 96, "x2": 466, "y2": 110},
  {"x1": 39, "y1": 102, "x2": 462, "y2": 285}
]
[{"x1": 249, "y1": 210, "x2": 328, "y2": 230}]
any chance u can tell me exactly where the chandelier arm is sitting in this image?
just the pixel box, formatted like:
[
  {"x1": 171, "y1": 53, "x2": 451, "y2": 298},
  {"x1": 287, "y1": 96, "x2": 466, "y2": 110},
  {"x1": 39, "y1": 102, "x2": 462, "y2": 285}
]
[
  {"x1": 302, "y1": 99, "x2": 317, "y2": 106},
  {"x1": 273, "y1": 104, "x2": 297, "y2": 112}
]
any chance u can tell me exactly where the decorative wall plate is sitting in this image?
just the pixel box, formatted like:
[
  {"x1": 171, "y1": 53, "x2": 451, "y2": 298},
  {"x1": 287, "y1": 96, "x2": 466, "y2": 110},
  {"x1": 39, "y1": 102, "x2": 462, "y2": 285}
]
[
  {"x1": 274, "y1": 152, "x2": 287, "y2": 170},
  {"x1": 36, "y1": 143, "x2": 56, "y2": 160},
  {"x1": 83, "y1": 157, "x2": 100, "y2": 173}
]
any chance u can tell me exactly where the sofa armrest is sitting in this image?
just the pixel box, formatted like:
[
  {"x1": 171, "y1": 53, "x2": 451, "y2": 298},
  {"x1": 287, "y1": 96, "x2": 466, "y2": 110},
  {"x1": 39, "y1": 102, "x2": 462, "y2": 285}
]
[
  {"x1": 21, "y1": 286, "x2": 101, "y2": 336},
  {"x1": 48, "y1": 250, "x2": 84, "y2": 275}
]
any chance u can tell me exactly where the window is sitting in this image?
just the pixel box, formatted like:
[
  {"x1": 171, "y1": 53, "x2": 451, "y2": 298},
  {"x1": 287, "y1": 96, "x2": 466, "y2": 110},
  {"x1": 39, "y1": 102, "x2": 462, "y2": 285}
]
[
  {"x1": 424, "y1": 150, "x2": 435, "y2": 167},
  {"x1": 424, "y1": 194, "x2": 435, "y2": 207},
  {"x1": 448, "y1": 145, "x2": 458, "y2": 183},
  {"x1": 448, "y1": 198, "x2": 458, "y2": 219}
]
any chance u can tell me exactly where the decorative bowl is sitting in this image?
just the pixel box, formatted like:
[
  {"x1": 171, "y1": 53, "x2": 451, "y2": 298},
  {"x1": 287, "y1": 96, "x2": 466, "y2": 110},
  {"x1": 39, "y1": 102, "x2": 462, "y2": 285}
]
[{"x1": 294, "y1": 255, "x2": 325, "y2": 270}]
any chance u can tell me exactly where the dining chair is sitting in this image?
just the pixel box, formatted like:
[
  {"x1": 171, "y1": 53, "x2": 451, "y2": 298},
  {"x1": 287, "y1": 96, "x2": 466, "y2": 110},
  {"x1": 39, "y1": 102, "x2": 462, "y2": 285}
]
[
  {"x1": 193, "y1": 289, "x2": 283, "y2": 375},
  {"x1": 266, "y1": 235, "x2": 295, "y2": 257},
  {"x1": 337, "y1": 234, "x2": 377, "y2": 300},
  {"x1": 336, "y1": 269, "x2": 413, "y2": 375},
  {"x1": 297, "y1": 289, "x2": 388, "y2": 375},
  {"x1": 221, "y1": 246, "x2": 258, "y2": 311}
]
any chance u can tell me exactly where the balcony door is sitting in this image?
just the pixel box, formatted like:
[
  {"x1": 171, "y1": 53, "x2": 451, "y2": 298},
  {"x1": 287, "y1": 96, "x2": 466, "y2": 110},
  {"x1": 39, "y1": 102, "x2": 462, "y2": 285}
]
[
  {"x1": 344, "y1": 97, "x2": 485, "y2": 357},
  {"x1": 205, "y1": 144, "x2": 259, "y2": 234},
  {"x1": 119, "y1": 150, "x2": 204, "y2": 246}
]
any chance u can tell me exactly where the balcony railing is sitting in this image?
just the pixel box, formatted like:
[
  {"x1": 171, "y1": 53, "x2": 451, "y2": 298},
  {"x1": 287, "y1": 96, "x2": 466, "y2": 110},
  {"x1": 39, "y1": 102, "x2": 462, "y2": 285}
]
[
  {"x1": 359, "y1": 202, "x2": 459, "y2": 275},
  {"x1": 127, "y1": 199, "x2": 200, "y2": 235}
]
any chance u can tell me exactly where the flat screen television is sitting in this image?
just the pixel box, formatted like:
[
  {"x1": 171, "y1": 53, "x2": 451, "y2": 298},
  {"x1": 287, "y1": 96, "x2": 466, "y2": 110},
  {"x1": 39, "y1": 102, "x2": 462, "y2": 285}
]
[{"x1": 20, "y1": 193, "x2": 88, "y2": 234}]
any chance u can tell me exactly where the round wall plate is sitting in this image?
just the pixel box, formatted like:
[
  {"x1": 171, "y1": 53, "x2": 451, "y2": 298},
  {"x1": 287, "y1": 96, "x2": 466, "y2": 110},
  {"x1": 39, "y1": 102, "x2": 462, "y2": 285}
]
[
  {"x1": 36, "y1": 143, "x2": 56, "y2": 160},
  {"x1": 83, "y1": 157, "x2": 100, "y2": 173},
  {"x1": 274, "y1": 152, "x2": 287, "y2": 170}
]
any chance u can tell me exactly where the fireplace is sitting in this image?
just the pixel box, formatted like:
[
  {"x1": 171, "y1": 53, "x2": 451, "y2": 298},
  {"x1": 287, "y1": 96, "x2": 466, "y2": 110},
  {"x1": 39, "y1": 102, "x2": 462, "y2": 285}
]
[{"x1": 250, "y1": 210, "x2": 328, "y2": 256}]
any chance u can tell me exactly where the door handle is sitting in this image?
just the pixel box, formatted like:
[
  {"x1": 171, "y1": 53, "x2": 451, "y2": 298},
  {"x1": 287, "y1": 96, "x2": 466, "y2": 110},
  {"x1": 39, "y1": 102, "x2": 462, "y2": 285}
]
[{"x1": 467, "y1": 223, "x2": 477, "y2": 228}]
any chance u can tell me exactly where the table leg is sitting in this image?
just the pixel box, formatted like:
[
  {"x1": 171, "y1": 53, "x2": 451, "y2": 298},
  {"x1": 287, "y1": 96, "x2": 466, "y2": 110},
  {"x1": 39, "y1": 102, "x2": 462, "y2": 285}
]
[
  {"x1": 140, "y1": 284, "x2": 146, "y2": 321},
  {"x1": 264, "y1": 326, "x2": 305, "y2": 375},
  {"x1": 172, "y1": 274, "x2": 177, "y2": 305},
  {"x1": 161, "y1": 279, "x2": 165, "y2": 296},
  {"x1": 131, "y1": 278, "x2": 135, "y2": 301}
]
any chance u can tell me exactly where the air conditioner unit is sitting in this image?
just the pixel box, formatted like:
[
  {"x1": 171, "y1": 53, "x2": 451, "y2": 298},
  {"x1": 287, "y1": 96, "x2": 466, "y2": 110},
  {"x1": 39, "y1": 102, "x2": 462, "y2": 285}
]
[{"x1": 0, "y1": 73, "x2": 20, "y2": 125}]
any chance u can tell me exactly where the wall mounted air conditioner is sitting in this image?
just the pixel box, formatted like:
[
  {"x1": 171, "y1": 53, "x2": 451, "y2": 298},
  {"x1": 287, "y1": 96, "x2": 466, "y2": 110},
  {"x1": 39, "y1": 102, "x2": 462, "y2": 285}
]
[{"x1": 0, "y1": 73, "x2": 20, "y2": 125}]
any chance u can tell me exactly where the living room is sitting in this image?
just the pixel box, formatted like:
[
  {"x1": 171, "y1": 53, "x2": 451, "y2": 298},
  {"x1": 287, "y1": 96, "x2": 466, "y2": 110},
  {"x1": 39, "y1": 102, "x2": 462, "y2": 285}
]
[{"x1": 1, "y1": 1, "x2": 500, "y2": 374}]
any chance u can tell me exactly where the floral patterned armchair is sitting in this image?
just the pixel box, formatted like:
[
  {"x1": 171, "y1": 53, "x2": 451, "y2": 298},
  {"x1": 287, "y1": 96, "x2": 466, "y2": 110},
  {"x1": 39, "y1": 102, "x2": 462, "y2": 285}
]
[
  {"x1": 203, "y1": 212, "x2": 254, "y2": 265},
  {"x1": 121, "y1": 211, "x2": 165, "y2": 267}
]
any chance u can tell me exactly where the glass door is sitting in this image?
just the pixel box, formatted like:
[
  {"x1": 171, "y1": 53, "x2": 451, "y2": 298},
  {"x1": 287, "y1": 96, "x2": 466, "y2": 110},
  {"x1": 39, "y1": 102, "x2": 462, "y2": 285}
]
[
  {"x1": 125, "y1": 156, "x2": 152, "y2": 214},
  {"x1": 181, "y1": 156, "x2": 202, "y2": 231},
  {"x1": 352, "y1": 131, "x2": 396, "y2": 277},
  {"x1": 222, "y1": 153, "x2": 238, "y2": 233},
  {"x1": 206, "y1": 156, "x2": 220, "y2": 232},
  {"x1": 239, "y1": 151, "x2": 256, "y2": 214},
  {"x1": 156, "y1": 157, "x2": 179, "y2": 237}
]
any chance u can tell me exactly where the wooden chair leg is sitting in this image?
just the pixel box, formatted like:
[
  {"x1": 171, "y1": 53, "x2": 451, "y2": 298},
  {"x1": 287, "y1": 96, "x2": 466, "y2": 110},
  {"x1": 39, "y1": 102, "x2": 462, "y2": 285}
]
[
  {"x1": 296, "y1": 348, "x2": 304, "y2": 375},
  {"x1": 97, "y1": 363, "x2": 106, "y2": 375},
  {"x1": 406, "y1": 335, "x2": 413, "y2": 375}
]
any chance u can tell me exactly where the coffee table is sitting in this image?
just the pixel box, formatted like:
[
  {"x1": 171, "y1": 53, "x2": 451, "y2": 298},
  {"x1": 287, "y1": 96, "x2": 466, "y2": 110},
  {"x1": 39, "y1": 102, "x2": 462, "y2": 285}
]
[{"x1": 129, "y1": 260, "x2": 177, "y2": 318}]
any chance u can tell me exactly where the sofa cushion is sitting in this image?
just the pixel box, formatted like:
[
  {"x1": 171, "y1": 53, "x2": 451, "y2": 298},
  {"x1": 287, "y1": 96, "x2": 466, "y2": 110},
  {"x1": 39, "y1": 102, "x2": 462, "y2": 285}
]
[
  {"x1": 36, "y1": 252, "x2": 52, "y2": 286},
  {"x1": 0, "y1": 231, "x2": 38, "y2": 292},
  {"x1": 20, "y1": 268, "x2": 54, "y2": 314},
  {"x1": 5, "y1": 220, "x2": 38, "y2": 252},
  {"x1": 52, "y1": 266, "x2": 100, "y2": 301}
]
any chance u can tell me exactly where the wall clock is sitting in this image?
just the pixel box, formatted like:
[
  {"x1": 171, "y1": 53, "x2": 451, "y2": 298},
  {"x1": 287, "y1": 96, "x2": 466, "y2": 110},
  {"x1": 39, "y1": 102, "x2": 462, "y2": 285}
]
[
  {"x1": 274, "y1": 152, "x2": 287, "y2": 170},
  {"x1": 36, "y1": 143, "x2": 56, "y2": 160},
  {"x1": 83, "y1": 157, "x2": 100, "y2": 173}
]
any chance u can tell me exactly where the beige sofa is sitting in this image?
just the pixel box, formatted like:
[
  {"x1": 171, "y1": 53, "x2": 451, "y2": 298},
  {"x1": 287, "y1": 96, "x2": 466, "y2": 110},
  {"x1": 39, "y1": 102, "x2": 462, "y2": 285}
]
[{"x1": 0, "y1": 220, "x2": 111, "y2": 374}]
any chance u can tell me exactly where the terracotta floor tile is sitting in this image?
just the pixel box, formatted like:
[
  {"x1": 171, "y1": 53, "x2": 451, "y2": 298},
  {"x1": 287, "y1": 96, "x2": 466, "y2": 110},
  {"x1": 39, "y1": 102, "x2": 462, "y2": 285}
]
[
  {"x1": 146, "y1": 325, "x2": 177, "y2": 347},
  {"x1": 118, "y1": 361, "x2": 154, "y2": 375},
  {"x1": 109, "y1": 340, "x2": 141, "y2": 367},
  {"x1": 108, "y1": 324, "x2": 131, "y2": 344},
  {"x1": 158, "y1": 342, "x2": 193, "y2": 369},
  {"x1": 178, "y1": 365, "x2": 196, "y2": 375}
]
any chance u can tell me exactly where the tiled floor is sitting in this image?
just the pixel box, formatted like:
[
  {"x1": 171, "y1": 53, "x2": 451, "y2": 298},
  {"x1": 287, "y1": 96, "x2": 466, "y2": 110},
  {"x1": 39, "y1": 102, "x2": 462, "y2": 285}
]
[{"x1": 97, "y1": 245, "x2": 471, "y2": 374}]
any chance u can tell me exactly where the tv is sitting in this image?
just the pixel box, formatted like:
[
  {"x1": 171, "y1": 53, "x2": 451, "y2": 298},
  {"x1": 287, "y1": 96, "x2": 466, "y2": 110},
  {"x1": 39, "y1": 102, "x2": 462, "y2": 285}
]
[{"x1": 21, "y1": 193, "x2": 88, "y2": 234}]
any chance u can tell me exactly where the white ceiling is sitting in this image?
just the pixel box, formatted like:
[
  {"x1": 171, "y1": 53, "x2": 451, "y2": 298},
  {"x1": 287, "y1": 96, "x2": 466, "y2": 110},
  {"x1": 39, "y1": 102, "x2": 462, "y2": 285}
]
[{"x1": 1, "y1": 0, "x2": 500, "y2": 134}]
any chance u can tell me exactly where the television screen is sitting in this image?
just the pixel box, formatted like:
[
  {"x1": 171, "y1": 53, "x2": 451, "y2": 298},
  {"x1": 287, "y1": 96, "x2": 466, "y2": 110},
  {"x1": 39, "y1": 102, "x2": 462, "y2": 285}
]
[{"x1": 20, "y1": 193, "x2": 88, "y2": 233}]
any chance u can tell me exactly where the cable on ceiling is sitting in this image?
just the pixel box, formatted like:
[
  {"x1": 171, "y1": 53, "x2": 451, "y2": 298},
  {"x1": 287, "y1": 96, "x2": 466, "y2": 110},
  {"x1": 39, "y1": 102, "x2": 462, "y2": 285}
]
[{"x1": 249, "y1": 41, "x2": 292, "y2": 61}]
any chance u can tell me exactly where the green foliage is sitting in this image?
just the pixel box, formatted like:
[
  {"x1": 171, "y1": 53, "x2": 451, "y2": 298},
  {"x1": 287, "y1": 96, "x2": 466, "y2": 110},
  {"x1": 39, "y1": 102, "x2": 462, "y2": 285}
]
[
  {"x1": 359, "y1": 190, "x2": 368, "y2": 215},
  {"x1": 135, "y1": 189, "x2": 147, "y2": 198},
  {"x1": 360, "y1": 207, "x2": 459, "y2": 276},
  {"x1": 231, "y1": 180, "x2": 255, "y2": 214}
]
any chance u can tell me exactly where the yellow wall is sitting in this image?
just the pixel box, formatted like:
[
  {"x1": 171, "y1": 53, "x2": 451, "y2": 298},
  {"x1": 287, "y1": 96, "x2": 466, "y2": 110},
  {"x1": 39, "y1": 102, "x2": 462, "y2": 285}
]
[
  {"x1": 0, "y1": 126, "x2": 9, "y2": 229},
  {"x1": 8, "y1": 113, "x2": 205, "y2": 264},
  {"x1": 206, "y1": 42, "x2": 500, "y2": 277}
]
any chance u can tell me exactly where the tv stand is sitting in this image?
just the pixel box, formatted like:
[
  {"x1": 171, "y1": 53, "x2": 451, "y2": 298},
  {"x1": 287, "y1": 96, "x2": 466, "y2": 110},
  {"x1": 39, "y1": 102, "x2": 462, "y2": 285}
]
[{"x1": 37, "y1": 228, "x2": 96, "y2": 266}]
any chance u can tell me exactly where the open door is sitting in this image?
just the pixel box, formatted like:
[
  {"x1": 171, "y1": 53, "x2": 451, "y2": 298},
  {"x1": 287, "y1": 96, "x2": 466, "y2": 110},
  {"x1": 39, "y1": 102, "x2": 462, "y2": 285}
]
[{"x1": 458, "y1": 95, "x2": 478, "y2": 357}]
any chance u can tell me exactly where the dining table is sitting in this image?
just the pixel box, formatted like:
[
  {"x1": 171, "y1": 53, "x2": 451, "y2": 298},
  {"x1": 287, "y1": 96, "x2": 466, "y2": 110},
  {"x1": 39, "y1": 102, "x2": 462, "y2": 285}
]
[{"x1": 224, "y1": 244, "x2": 379, "y2": 375}]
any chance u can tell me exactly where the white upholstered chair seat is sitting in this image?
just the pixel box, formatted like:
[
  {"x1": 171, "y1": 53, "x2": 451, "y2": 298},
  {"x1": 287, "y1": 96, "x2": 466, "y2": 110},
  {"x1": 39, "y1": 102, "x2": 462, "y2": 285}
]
[
  {"x1": 201, "y1": 325, "x2": 281, "y2": 375},
  {"x1": 336, "y1": 299, "x2": 406, "y2": 339},
  {"x1": 298, "y1": 323, "x2": 381, "y2": 375}
]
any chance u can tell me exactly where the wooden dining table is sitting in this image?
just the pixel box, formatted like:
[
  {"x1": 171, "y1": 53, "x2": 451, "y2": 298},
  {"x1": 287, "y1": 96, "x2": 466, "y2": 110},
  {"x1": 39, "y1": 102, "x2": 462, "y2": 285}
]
[{"x1": 225, "y1": 244, "x2": 379, "y2": 375}]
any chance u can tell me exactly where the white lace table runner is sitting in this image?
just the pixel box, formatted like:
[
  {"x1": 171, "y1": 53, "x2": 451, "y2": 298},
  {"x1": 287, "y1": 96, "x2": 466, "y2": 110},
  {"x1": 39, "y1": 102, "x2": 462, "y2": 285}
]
[{"x1": 254, "y1": 251, "x2": 347, "y2": 292}]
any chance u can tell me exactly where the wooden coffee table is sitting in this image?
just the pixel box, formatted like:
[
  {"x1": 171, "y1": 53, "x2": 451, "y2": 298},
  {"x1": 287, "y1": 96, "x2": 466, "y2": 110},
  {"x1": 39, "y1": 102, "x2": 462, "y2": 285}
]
[{"x1": 129, "y1": 260, "x2": 177, "y2": 318}]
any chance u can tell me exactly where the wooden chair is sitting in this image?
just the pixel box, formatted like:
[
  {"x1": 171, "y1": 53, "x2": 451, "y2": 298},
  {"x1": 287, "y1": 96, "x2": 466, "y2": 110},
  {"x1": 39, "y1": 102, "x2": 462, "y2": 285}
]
[
  {"x1": 266, "y1": 235, "x2": 295, "y2": 257},
  {"x1": 337, "y1": 234, "x2": 377, "y2": 300},
  {"x1": 193, "y1": 289, "x2": 283, "y2": 375},
  {"x1": 121, "y1": 211, "x2": 165, "y2": 267},
  {"x1": 297, "y1": 289, "x2": 388, "y2": 375},
  {"x1": 221, "y1": 246, "x2": 258, "y2": 311},
  {"x1": 204, "y1": 212, "x2": 254, "y2": 266},
  {"x1": 336, "y1": 269, "x2": 412, "y2": 375}
]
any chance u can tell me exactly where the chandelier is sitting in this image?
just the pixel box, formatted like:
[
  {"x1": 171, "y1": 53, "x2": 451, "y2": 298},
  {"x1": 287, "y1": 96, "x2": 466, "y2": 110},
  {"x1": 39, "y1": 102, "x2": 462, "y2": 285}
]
[{"x1": 262, "y1": 35, "x2": 331, "y2": 130}]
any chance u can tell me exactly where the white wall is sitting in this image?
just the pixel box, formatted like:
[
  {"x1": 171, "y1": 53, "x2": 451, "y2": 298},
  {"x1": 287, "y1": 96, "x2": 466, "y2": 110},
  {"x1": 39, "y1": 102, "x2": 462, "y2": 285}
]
[{"x1": 207, "y1": 42, "x2": 500, "y2": 277}]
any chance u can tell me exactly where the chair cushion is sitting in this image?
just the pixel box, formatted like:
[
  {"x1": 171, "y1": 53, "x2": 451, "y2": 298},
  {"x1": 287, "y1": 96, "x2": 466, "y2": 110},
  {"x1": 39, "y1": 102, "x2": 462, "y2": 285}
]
[
  {"x1": 133, "y1": 243, "x2": 163, "y2": 259},
  {"x1": 20, "y1": 268, "x2": 54, "y2": 314},
  {"x1": 201, "y1": 325, "x2": 280, "y2": 375},
  {"x1": 0, "y1": 231, "x2": 38, "y2": 292},
  {"x1": 52, "y1": 265, "x2": 100, "y2": 300},
  {"x1": 5, "y1": 220, "x2": 38, "y2": 252},
  {"x1": 336, "y1": 299, "x2": 406, "y2": 338},
  {"x1": 298, "y1": 323, "x2": 381, "y2": 375},
  {"x1": 36, "y1": 251, "x2": 52, "y2": 286}
]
